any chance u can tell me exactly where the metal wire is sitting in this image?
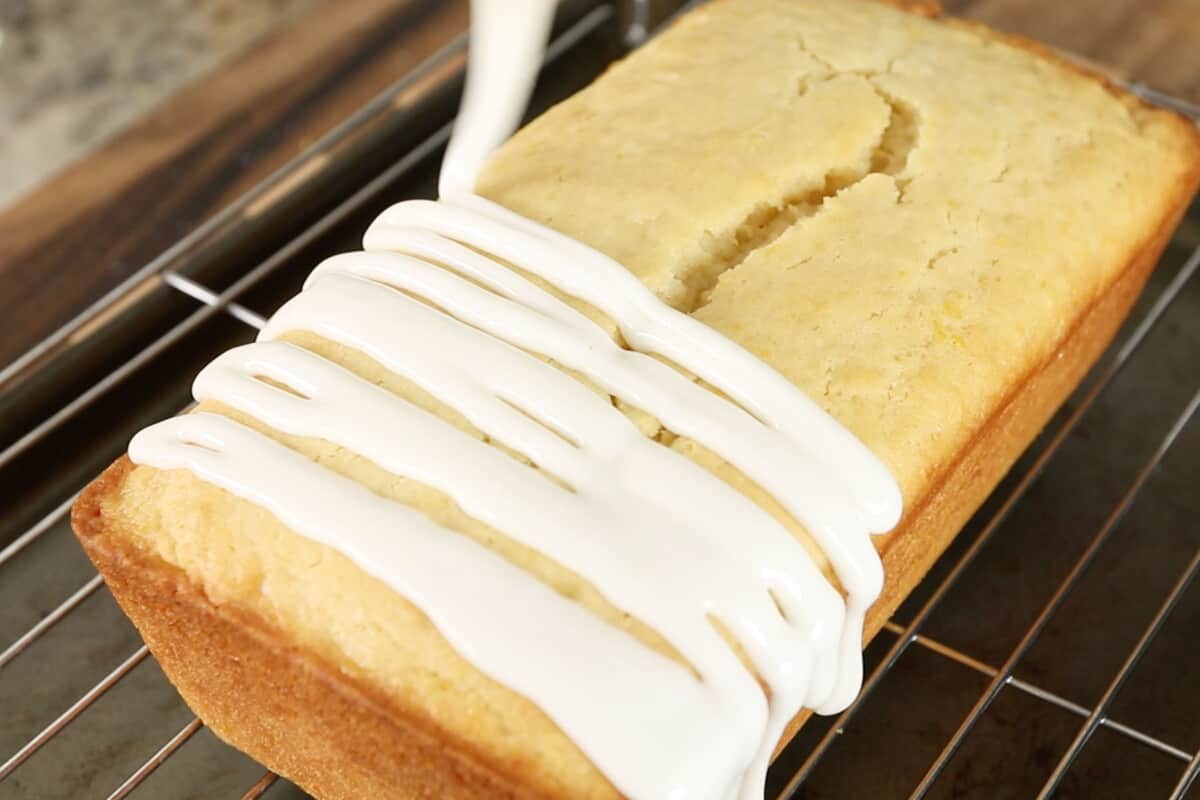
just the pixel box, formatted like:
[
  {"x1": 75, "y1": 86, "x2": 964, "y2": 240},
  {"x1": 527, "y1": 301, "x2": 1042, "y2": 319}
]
[
  {"x1": 241, "y1": 771, "x2": 279, "y2": 800},
  {"x1": 1036, "y1": 550, "x2": 1200, "y2": 797},
  {"x1": 779, "y1": 242, "x2": 1200, "y2": 798},
  {"x1": 1128, "y1": 83, "x2": 1200, "y2": 121},
  {"x1": 1171, "y1": 749, "x2": 1200, "y2": 800},
  {"x1": 908, "y1": 385, "x2": 1200, "y2": 798},
  {"x1": 105, "y1": 717, "x2": 204, "y2": 800},
  {"x1": 623, "y1": 0, "x2": 651, "y2": 45},
  {"x1": 0, "y1": 257, "x2": 269, "y2": 683},
  {"x1": 0, "y1": 492, "x2": 78, "y2": 569},
  {"x1": 0, "y1": 574, "x2": 104, "y2": 671},
  {"x1": 877, "y1": 622, "x2": 1194, "y2": 764},
  {"x1": 0, "y1": 645, "x2": 150, "y2": 782},
  {"x1": 0, "y1": 400, "x2": 213, "y2": 677},
  {"x1": 162, "y1": 272, "x2": 268, "y2": 330}
]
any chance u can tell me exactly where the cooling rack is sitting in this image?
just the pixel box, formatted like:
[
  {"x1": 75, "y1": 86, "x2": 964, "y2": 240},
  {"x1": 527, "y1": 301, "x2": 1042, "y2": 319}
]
[{"x1": 1, "y1": 1, "x2": 1198, "y2": 797}]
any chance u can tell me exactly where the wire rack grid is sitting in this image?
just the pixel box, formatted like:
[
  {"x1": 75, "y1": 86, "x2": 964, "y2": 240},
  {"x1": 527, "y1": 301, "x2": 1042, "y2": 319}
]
[{"x1": 0, "y1": 3, "x2": 1198, "y2": 798}]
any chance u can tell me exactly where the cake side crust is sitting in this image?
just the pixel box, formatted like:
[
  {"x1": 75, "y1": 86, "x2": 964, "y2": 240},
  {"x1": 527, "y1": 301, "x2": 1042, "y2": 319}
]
[{"x1": 73, "y1": 461, "x2": 555, "y2": 800}]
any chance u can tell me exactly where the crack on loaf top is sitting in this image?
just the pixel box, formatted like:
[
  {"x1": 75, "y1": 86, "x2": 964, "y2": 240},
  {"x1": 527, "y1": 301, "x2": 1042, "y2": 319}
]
[{"x1": 680, "y1": 76, "x2": 923, "y2": 312}]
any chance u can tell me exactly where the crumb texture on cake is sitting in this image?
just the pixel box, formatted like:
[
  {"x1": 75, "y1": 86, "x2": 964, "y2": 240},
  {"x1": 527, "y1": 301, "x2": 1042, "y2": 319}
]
[{"x1": 79, "y1": 1, "x2": 1200, "y2": 798}]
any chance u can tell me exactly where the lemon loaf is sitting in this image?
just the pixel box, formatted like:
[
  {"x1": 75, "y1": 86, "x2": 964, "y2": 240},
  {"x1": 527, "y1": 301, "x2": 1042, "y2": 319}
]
[{"x1": 73, "y1": 0, "x2": 1200, "y2": 798}]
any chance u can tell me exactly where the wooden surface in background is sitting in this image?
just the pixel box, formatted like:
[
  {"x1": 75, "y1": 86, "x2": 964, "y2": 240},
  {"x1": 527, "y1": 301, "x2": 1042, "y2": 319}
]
[
  {"x1": 1, "y1": 0, "x2": 1197, "y2": 370},
  {"x1": 0, "y1": 0, "x2": 466, "y2": 369}
]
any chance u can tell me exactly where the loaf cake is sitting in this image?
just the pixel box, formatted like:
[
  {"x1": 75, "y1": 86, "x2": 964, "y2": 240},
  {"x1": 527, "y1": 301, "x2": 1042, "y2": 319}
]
[{"x1": 72, "y1": 0, "x2": 1200, "y2": 798}]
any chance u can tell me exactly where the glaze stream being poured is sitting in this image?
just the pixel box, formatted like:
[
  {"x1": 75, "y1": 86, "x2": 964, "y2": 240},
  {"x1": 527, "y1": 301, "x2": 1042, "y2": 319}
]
[{"x1": 128, "y1": 2, "x2": 902, "y2": 797}]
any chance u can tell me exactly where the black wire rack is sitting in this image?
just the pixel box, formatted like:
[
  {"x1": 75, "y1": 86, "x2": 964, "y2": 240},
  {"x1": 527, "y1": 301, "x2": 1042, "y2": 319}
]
[{"x1": 1, "y1": 2, "x2": 1198, "y2": 798}]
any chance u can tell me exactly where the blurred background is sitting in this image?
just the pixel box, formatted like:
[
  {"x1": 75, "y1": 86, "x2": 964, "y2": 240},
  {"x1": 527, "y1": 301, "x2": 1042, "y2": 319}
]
[{"x1": 0, "y1": 0, "x2": 318, "y2": 209}]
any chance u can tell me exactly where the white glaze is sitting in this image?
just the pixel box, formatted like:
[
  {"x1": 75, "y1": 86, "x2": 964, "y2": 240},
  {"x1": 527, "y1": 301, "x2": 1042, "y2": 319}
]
[
  {"x1": 438, "y1": 0, "x2": 557, "y2": 198},
  {"x1": 129, "y1": 3, "x2": 902, "y2": 797}
]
